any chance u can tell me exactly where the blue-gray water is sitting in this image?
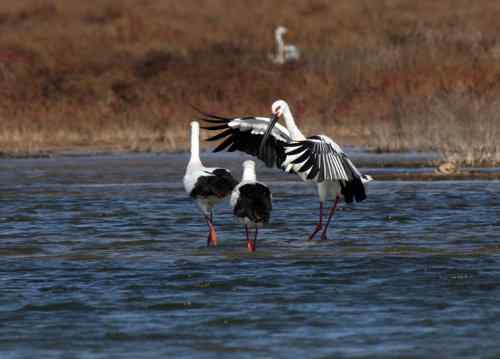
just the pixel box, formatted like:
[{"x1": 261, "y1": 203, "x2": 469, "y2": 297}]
[{"x1": 1, "y1": 153, "x2": 500, "y2": 358}]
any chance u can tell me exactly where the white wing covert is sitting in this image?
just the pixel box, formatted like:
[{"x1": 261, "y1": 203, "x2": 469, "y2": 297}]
[{"x1": 200, "y1": 112, "x2": 293, "y2": 171}]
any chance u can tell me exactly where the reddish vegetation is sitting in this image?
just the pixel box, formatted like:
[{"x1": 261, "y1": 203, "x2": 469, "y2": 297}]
[{"x1": 1, "y1": 0, "x2": 499, "y2": 163}]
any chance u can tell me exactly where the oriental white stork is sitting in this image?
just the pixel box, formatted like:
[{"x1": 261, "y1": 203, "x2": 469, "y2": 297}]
[
  {"x1": 269, "y1": 26, "x2": 300, "y2": 65},
  {"x1": 183, "y1": 121, "x2": 238, "y2": 247},
  {"x1": 230, "y1": 160, "x2": 272, "y2": 253},
  {"x1": 200, "y1": 100, "x2": 372, "y2": 241}
]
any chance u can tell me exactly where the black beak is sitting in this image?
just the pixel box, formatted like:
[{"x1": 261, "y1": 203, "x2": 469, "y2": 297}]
[{"x1": 258, "y1": 113, "x2": 279, "y2": 158}]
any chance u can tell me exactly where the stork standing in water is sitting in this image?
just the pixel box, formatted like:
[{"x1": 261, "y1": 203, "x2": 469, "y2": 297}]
[
  {"x1": 231, "y1": 160, "x2": 272, "y2": 252},
  {"x1": 183, "y1": 121, "x2": 238, "y2": 246},
  {"x1": 200, "y1": 100, "x2": 372, "y2": 241},
  {"x1": 269, "y1": 26, "x2": 300, "y2": 65}
]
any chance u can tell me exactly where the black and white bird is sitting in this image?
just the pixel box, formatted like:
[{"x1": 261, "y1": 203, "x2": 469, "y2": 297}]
[
  {"x1": 183, "y1": 121, "x2": 238, "y2": 247},
  {"x1": 269, "y1": 26, "x2": 300, "y2": 65},
  {"x1": 230, "y1": 160, "x2": 272, "y2": 253},
  {"x1": 200, "y1": 100, "x2": 372, "y2": 241}
]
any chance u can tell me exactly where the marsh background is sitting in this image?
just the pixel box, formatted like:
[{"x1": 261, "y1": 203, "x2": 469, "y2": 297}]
[{"x1": 1, "y1": 0, "x2": 500, "y2": 164}]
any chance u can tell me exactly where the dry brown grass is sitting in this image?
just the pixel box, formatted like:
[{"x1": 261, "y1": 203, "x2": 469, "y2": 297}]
[{"x1": 1, "y1": 0, "x2": 500, "y2": 164}]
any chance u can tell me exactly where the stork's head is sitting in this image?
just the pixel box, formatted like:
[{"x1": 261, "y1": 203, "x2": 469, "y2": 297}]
[
  {"x1": 190, "y1": 121, "x2": 200, "y2": 130},
  {"x1": 190, "y1": 121, "x2": 200, "y2": 137},
  {"x1": 271, "y1": 99, "x2": 288, "y2": 119},
  {"x1": 275, "y1": 26, "x2": 288, "y2": 36},
  {"x1": 259, "y1": 100, "x2": 289, "y2": 157}
]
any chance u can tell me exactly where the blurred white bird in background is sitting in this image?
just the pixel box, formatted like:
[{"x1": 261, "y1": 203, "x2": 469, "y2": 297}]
[{"x1": 269, "y1": 26, "x2": 300, "y2": 64}]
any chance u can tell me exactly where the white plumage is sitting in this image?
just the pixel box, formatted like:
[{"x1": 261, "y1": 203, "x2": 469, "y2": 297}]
[
  {"x1": 183, "y1": 121, "x2": 238, "y2": 247},
  {"x1": 228, "y1": 117, "x2": 291, "y2": 141},
  {"x1": 230, "y1": 160, "x2": 272, "y2": 252},
  {"x1": 201, "y1": 100, "x2": 372, "y2": 241}
]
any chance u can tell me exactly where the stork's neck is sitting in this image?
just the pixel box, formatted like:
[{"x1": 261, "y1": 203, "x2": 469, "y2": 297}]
[
  {"x1": 275, "y1": 31, "x2": 285, "y2": 54},
  {"x1": 283, "y1": 109, "x2": 306, "y2": 141},
  {"x1": 242, "y1": 165, "x2": 257, "y2": 182},
  {"x1": 188, "y1": 124, "x2": 202, "y2": 166}
]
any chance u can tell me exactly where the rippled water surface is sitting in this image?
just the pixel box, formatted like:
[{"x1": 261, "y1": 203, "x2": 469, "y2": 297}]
[{"x1": 1, "y1": 153, "x2": 500, "y2": 358}]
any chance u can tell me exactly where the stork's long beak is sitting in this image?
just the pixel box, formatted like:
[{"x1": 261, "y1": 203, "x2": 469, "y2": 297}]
[{"x1": 258, "y1": 113, "x2": 279, "y2": 157}]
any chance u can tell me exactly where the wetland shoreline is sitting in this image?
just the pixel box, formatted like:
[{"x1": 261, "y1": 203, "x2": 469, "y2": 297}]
[{"x1": 2, "y1": 150, "x2": 499, "y2": 181}]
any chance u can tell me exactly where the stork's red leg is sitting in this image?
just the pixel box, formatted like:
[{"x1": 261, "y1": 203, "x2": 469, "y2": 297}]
[
  {"x1": 320, "y1": 196, "x2": 340, "y2": 241},
  {"x1": 206, "y1": 211, "x2": 218, "y2": 247},
  {"x1": 248, "y1": 226, "x2": 257, "y2": 253},
  {"x1": 307, "y1": 202, "x2": 324, "y2": 241}
]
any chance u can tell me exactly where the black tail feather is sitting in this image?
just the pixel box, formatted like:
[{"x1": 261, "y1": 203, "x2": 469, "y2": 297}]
[
  {"x1": 341, "y1": 177, "x2": 366, "y2": 203},
  {"x1": 234, "y1": 184, "x2": 272, "y2": 224},
  {"x1": 190, "y1": 169, "x2": 238, "y2": 199}
]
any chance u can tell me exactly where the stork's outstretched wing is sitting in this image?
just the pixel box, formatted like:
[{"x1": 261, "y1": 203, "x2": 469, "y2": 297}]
[
  {"x1": 283, "y1": 135, "x2": 367, "y2": 202},
  {"x1": 200, "y1": 112, "x2": 293, "y2": 171}
]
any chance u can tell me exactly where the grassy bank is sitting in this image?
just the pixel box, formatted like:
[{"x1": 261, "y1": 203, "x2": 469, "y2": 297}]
[{"x1": 1, "y1": 0, "x2": 500, "y2": 164}]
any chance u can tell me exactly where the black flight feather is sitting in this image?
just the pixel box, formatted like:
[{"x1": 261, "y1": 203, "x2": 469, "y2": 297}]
[
  {"x1": 206, "y1": 128, "x2": 233, "y2": 142},
  {"x1": 200, "y1": 118, "x2": 229, "y2": 124},
  {"x1": 213, "y1": 136, "x2": 234, "y2": 152},
  {"x1": 201, "y1": 124, "x2": 228, "y2": 130},
  {"x1": 285, "y1": 146, "x2": 307, "y2": 156},
  {"x1": 290, "y1": 150, "x2": 311, "y2": 165}
]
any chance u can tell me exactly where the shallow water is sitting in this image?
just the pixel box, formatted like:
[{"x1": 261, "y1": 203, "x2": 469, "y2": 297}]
[{"x1": 1, "y1": 153, "x2": 500, "y2": 358}]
